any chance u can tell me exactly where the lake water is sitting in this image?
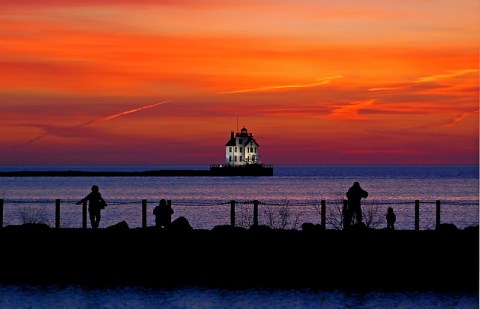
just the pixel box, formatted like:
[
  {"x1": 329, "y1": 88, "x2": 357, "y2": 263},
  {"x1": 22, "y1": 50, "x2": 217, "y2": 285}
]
[
  {"x1": 0, "y1": 165, "x2": 478, "y2": 230},
  {"x1": 0, "y1": 164, "x2": 478, "y2": 308},
  {"x1": 0, "y1": 285, "x2": 477, "y2": 309}
]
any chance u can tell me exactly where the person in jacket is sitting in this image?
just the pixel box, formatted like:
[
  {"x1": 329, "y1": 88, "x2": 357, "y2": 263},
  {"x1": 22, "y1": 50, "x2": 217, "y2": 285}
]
[
  {"x1": 345, "y1": 181, "x2": 368, "y2": 227},
  {"x1": 76, "y1": 185, "x2": 107, "y2": 229}
]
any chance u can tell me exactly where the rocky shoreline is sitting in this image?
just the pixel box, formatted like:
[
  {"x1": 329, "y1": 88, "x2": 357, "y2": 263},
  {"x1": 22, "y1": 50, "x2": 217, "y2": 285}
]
[{"x1": 0, "y1": 223, "x2": 477, "y2": 292}]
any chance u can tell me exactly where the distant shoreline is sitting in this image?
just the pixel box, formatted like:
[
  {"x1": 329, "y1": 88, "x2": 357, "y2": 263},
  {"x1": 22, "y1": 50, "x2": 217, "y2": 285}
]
[
  {"x1": 0, "y1": 170, "x2": 211, "y2": 177},
  {"x1": 0, "y1": 165, "x2": 274, "y2": 177}
]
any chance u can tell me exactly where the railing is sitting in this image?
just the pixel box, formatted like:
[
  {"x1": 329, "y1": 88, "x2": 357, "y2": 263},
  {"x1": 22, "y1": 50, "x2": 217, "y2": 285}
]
[{"x1": 0, "y1": 198, "x2": 477, "y2": 231}]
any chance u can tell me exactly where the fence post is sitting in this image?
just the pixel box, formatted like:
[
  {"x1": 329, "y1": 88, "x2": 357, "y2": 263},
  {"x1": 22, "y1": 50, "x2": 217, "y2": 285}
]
[
  {"x1": 55, "y1": 199, "x2": 61, "y2": 229},
  {"x1": 342, "y1": 200, "x2": 348, "y2": 230},
  {"x1": 0, "y1": 199, "x2": 3, "y2": 229},
  {"x1": 436, "y1": 200, "x2": 441, "y2": 230},
  {"x1": 415, "y1": 200, "x2": 420, "y2": 231},
  {"x1": 253, "y1": 200, "x2": 259, "y2": 227},
  {"x1": 142, "y1": 199, "x2": 147, "y2": 229},
  {"x1": 321, "y1": 200, "x2": 326, "y2": 230},
  {"x1": 167, "y1": 200, "x2": 172, "y2": 223},
  {"x1": 230, "y1": 200, "x2": 236, "y2": 227},
  {"x1": 82, "y1": 201, "x2": 87, "y2": 229}
]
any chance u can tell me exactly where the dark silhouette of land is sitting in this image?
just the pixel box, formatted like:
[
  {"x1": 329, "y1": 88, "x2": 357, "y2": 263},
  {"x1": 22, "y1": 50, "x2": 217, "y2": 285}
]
[
  {"x1": 0, "y1": 222, "x2": 477, "y2": 292},
  {"x1": 0, "y1": 164, "x2": 274, "y2": 177}
]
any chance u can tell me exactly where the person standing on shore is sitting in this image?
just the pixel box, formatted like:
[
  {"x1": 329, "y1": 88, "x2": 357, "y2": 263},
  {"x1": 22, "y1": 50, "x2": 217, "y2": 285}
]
[
  {"x1": 76, "y1": 185, "x2": 107, "y2": 229},
  {"x1": 153, "y1": 199, "x2": 174, "y2": 228},
  {"x1": 345, "y1": 181, "x2": 368, "y2": 227},
  {"x1": 386, "y1": 207, "x2": 396, "y2": 229}
]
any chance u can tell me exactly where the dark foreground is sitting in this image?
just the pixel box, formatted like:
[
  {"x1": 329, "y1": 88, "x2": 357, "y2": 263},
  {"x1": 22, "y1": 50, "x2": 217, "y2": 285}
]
[{"x1": 0, "y1": 224, "x2": 477, "y2": 292}]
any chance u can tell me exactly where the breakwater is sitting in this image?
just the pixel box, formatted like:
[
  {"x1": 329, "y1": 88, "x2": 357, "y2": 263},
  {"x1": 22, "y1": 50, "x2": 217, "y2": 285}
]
[
  {"x1": 0, "y1": 225, "x2": 477, "y2": 292},
  {"x1": 0, "y1": 164, "x2": 274, "y2": 177},
  {"x1": 0, "y1": 170, "x2": 210, "y2": 177}
]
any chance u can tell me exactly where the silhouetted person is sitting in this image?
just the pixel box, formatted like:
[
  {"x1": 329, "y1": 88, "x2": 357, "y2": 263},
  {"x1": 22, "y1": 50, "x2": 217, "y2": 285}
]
[
  {"x1": 153, "y1": 199, "x2": 174, "y2": 228},
  {"x1": 345, "y1": 181, "x2": 368, "y2": 227},
  {"x1": 76, "y1": 185, "x2": 107, "y2": 229},
  {"x1": 386, "y1": 207, "x2": 396, "y2": 230}
]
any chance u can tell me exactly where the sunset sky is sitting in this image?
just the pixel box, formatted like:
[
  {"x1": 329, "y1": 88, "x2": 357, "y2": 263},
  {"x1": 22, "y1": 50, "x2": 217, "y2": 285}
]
[{"x1": 1, "y1": 0, "x2": 478, "y2": 165}]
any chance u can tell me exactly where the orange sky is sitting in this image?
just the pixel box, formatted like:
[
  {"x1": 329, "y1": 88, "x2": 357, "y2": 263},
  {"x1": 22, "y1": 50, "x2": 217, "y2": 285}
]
[{"x1": 0, "y1": 0, "x2": 478, "y2": 165}]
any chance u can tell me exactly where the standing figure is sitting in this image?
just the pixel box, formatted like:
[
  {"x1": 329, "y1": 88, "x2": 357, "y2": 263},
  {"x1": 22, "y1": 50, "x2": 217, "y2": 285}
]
[
  {"x1": 345, "y1": 181, "x2": 369, "y2": 227},
  {"x1": 153, "y1": 199, "x2": 174, "y2": 228},
  {"x1": 386, "y1": 207, "x2": 396, "y2": 230},
  {"x1": 76, "y1": 185, "x2": 107, "y2": 229}
]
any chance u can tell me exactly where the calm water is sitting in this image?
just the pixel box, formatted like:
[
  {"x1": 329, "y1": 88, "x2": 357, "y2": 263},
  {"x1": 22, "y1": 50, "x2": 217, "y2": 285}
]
[
  {"x1": 0, "y1": 285, "x2": 477, "y2": 309},
  {"x1": 0, "y1": 165, "x2": 478, "y2": 308},
  {"x1": 0, "y1": 165, "x2": 478, "y2": 230}
]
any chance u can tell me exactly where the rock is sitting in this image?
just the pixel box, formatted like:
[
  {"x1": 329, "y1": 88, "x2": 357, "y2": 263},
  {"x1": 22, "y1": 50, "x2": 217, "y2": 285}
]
[
  {"x1": 436, "y1": 223, "x2": 459, "y2": 232},
  {"x1": 4, "y1": 223, "x2": 50, "y2": 231},
  {"x1": 211, "y1": 225, "x2": 246, "y2": 233},
  {"x1": 301, "y1": 222, "x2": 323, "y2": 232},
  {"x1": 249, "y1": 224, "x2": 272, "y2": 233},
  {"x1": 106, "y1": 220, "x2": 129, "y2": 231},
  {"x1": 168, "y1": 216, "x2": 193, "y2": 232}
]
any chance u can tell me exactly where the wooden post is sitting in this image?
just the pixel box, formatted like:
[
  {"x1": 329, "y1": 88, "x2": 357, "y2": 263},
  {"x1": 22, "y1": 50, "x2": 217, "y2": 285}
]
[
  {"x1": 0, "y1": 199, "x2": 3, "y2": 229},
  {"x1": 415, "y1": 200, "x2": 420, "y2": 231},
  {"x1": 321, "y1": 200, "x2": 326, "y2": 230},
  {"x1": 142, "y1": 199, "x2": 147, "y2": 229},
  {"x1": 342, "y1": 199, "x2": 348, "y2": 230},
  {"x1": 55, "y1": 199, "x2": 60, "y2": 229},
  {"x1": 436, "y1": 200, "x2": 441, "y2": 230},
  {"x1": 82, "y1": 201, "x2": 87, "y2": 229},
  {"x1": 230, "y1": 200, "x2": 236, "y2": 227},
  {"x1": 253, "y1": 200, "x2": 259, "y2": 226},
  {"x1": 167, "y1": 200, "x2": 172, "y2": 224}
]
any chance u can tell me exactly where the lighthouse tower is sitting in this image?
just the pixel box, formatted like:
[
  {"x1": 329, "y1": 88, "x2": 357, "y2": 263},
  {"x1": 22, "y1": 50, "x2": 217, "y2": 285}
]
[{"x1": 225, "y1": 127, "x2": 260, "y2": 166}]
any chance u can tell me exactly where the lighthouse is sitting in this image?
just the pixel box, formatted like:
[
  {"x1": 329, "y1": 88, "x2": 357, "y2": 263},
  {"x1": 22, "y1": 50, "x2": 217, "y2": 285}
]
[{"x1": 225, "y1": 127, "x2": 260, "y2": 166}]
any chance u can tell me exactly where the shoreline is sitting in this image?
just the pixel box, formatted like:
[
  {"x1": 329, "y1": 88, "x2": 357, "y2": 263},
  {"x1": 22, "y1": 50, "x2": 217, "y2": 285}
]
[{"x1": 0, "y1": 224, "x2": 477, "y2": 292}]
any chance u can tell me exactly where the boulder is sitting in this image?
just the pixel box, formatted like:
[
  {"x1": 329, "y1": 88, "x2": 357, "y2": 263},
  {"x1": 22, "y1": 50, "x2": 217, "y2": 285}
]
[{"x1": 168, "y1": 216, "x2": 193, "y2": 232}]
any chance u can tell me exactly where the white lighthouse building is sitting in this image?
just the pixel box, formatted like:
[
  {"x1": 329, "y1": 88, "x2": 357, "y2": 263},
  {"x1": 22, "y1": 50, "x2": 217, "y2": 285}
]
[{"x1": 225, "y1": 127, "x2": 260, "y2": 166}]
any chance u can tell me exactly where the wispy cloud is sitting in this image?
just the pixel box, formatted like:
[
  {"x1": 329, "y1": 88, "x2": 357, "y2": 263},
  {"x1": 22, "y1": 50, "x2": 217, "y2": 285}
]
[
  {"x1": 415, "y1": 69, "x2": 478, "y2": 83},
  {"x1": 217, "y1": 75, "x2": 343, "y2": 94},
  {"x1": 443, "y1": 109, "x2": 479, "y2": 126},
  {"x1": 342, "y1": 149, "x2": 418, "y2": 155},
  {"x1": 330, "y1": 99, "x2": 375, "y2": 120},
  {"x1": 16, "y1": 101, "x2": 169, "y2": 147},
  {"x1": 80, "y1": 101, "x2": 169, "y2": 125},
  {"x1": 368, "y1": 86, "x2": 408, "y2": 92}
]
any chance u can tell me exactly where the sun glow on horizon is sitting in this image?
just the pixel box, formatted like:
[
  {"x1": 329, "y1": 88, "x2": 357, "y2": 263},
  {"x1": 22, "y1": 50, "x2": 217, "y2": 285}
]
[{"x1": 0, "y1": 0, "x2": 478, "y2": 165}]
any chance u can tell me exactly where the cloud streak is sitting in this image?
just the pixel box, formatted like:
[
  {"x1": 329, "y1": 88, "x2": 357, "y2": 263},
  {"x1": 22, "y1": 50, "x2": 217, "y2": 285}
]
[
  {"x1": 217, "y1": 75, "x2": 343, "y2": 94},
  {"x1": 16, "y1": 100, "x2": 169, "y2": 147},
  {"x1": 415, "y1": 69, "x2": 478, "y2": 83}
]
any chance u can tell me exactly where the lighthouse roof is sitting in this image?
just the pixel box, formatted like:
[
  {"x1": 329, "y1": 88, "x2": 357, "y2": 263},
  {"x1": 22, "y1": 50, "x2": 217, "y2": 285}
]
[
  {"x1": 225, "y1": 137, "x2": 236, "y2": 146},
  {"x1": 225, "y1": 128, "x2": 260, "y2": 146}
]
